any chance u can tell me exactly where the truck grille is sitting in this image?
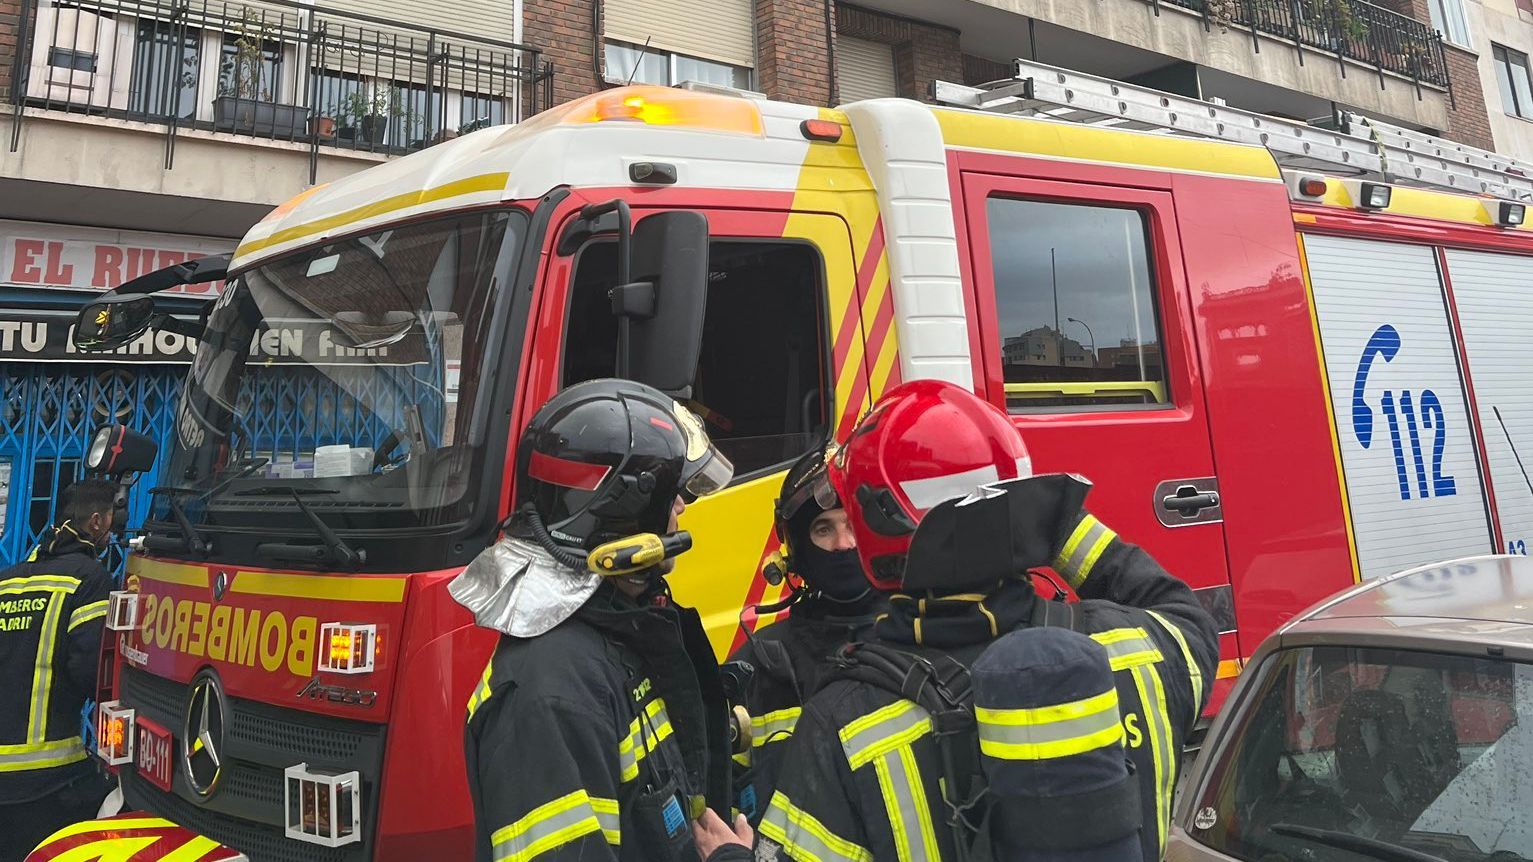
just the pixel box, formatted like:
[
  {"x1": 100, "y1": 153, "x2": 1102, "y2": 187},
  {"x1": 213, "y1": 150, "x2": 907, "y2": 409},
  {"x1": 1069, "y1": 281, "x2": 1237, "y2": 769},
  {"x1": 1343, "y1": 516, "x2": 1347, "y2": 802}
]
[{"x1": 119, "y1": 667, "x2": 386, "y2": 862}]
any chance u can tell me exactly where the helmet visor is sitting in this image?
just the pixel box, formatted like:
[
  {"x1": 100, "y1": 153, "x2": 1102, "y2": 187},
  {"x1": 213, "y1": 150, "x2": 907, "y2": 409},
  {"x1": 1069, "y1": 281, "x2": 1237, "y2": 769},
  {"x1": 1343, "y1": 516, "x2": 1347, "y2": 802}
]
[
  {"x1": 683, "y1": 447, "x2": 734, "y2": 500},
  {"x1": 777, "y1": 460, "x2": 840, "y2": 523}
]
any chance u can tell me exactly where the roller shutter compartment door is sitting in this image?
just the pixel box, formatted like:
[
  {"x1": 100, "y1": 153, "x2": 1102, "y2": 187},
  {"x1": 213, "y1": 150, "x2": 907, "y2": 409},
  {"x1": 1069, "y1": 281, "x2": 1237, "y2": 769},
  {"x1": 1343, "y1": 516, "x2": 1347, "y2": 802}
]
[
  {"x1": 1443, "y1": 249, "x2": 1533, "y2": 556},
  {"x1": 836, "y1": 38, "x2": 897, "y2": 104},
  {"x1": 604, "y1": 0, "x2": 755, "y2": 69},
  {"x1": 1303, "y1": 234, "x2": 1492, "y2": 579}
]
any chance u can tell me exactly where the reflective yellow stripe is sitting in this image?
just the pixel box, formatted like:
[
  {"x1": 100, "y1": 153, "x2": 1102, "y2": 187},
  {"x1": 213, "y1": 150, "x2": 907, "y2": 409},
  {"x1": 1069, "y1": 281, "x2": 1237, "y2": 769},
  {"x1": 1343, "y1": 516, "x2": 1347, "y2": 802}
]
[
  {"x1": 760, "y1": 792, "x2": 873, "y2": 862},
  {"x1": 68, "y1": 600, "x2": 109, "y2": 632},
  {"x1": 618, "y1": 698, "x2": 674, "y2": 782},
  {"x1": 1090, "y1": 627, "x2": 1164, "y2": 670},
  {"x1": 128, "y1": 559, "x2": 208, "y2": 589},
  {"x1": 157, "y1": 834, "x2": 225, "y2": 862},
  {"x1": 229, "y1": 572, "x2": 406, "y2": 603},
  {"x1": 36, "y1": 817, "x2": 175, "y2": 849},
  {"x1": 752, "y1": 707, "x2": 802, "y2": 747},
  {"x1": 872, "y1": 744, "x2": 939, "y2": 862},
  {"x1": 1130, "y1": 662, "x2": 1176, "y2": 856},
  {"x1": 839, "y1": 700, "x2": 932, "y2": 769},
  {"x1": 490, "y1": 789, "x2": 604, "y2": 862},
  {"x1": 467, "y1": 659, "x2": 494, "y2": 719},
  {"x1": 590, "y1": 796, "x2": 621, "y2": 846},
  {"x1": 0, "y1": 737, "x2": 87, "y2": 773},
  {"x1": 0, "y1": 575, "x2": 80, "y2": 595},
  {"x1": 28, "y1": 593, "x2": 65, "y2": 743},
  {"x1": 976, "y1": 688, "x2": 1125, "y2": 760},
  {"x1": 1053, "y1": 516, "x2": 1116, "y2": 587},
  {"x1": 1147, "y1": 609, "x2": 1205, "y2": 715}
]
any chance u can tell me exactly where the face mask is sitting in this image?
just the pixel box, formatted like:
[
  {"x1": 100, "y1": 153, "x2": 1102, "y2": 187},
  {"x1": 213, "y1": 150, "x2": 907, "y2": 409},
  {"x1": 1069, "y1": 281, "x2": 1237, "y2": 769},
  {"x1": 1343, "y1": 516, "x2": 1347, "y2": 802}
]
[{"x1": 796, "y1": 543, "x2": 870, "y2": 603}]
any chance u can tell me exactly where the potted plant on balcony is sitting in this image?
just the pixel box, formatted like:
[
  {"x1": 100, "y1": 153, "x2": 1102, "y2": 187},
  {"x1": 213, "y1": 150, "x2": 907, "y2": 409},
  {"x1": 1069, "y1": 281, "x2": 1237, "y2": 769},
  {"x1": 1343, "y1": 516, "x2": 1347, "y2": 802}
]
[
  {"x1": 336, "y1": 90, "x2": 413, "y2": 146},
  {"x1": 214, "y1": 11, "x2": 306, "y2": 137}
]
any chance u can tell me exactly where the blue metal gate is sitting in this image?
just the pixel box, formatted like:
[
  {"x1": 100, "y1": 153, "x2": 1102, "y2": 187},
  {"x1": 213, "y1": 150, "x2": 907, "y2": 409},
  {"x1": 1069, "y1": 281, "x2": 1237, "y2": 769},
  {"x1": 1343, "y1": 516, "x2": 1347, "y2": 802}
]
[{"x1": 0, "y1": 364, "x2": 182, "y2": 569}]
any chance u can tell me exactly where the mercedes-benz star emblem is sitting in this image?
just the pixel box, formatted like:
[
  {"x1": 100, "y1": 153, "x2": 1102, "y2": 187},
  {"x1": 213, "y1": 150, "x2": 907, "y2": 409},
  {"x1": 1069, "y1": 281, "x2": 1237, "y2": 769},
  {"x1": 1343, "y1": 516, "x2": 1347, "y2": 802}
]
[{"x1": 183, "y1": 670, "x2": 227, "y2": 797}]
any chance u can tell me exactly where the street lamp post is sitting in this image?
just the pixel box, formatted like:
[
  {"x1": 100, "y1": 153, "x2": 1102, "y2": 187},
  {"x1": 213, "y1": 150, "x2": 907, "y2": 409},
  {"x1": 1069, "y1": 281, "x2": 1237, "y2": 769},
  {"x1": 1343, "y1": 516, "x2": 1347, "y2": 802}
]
[{"x1": 1066, "y1": 316, "x2": 1096, "y2": 365}]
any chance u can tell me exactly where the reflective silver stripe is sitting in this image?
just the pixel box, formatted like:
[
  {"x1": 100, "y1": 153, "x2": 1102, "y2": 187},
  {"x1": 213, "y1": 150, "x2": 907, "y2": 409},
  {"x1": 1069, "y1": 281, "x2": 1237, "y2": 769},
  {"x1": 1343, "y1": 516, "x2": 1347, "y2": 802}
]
[
  {"x1": 619, "y1": 698, "x2": 674, "y2": 782},
  {"x1": 0, "y1": 576, "x2": 80, "y2": 595},
  {"x1": 68, "y1": 600, "x2": 108, "y2": 632},
  {"x1": 873, "y1": 746, "x2": 940, "y2": 862},
  {"x1": 752, "y1": 707, "x2": 801, "y2": 747},
  {"x1": 1146, "y1": 609, "x2": 1205, "y2": 715},
  {"x1": 590, "y1": 796, "x2": 620, "y2": 846},
  {"x1": 1090, "y1": 627, "x2": 1163, "y2": 671},
  {"x1": 1054, "y1": 516, "x2": 1115, "y2": 587},
  {"x1": 838, "y1": 700, "x2": 932, "y2": 768},
  {"x1": 28, "y1": 594, "x2": 65, "y2": 743},
  {"x1": 1130, "y1": 662, "x2": 1177, "y2": 856},
  {"x1": 0, "y1": 738, "x2": 87, "y2": 773},
  {"x1": 759, "y1": 792, "x2": 873, "y2": 862},
  {"x1": 976, "y1": 689, "x2": 1124, "y2": 760},
  {"x1": 490, "y1": 790, "x2": 603, "y2": 862}
]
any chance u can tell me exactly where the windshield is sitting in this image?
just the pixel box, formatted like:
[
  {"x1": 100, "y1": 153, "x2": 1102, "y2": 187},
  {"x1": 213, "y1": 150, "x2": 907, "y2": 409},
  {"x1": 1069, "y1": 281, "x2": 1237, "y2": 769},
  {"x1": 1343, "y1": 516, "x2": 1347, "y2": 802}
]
[
  {"x1": 157, "y1": 210, "x2": 526, "y2": 546},
  {"x1": 1190, "y1": 644, "x2": 1533, "y2": 862}
]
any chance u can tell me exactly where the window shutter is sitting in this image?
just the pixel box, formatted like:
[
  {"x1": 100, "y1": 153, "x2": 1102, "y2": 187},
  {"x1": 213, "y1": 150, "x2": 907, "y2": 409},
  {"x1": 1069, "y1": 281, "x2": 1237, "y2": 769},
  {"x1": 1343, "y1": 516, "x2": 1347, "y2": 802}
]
[
  {"x1": 836, "y1": 37, "x2": 897, "y2": 104},
  {"x1": 604, "y1": 0, "x2": 755, "y2": 68}
]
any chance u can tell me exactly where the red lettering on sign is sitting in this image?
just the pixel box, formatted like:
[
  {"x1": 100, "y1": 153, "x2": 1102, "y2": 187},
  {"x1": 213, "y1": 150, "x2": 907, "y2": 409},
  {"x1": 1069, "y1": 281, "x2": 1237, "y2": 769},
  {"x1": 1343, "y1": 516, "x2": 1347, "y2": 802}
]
[
  {"x1": 10, "y1": 239, "x2": 44, "y2": 284},
  {"x1": 43, "y1": 242, "x2": 74, "y2": 285},
  {"x1": 92, "y1": 245, "x2": 125, "y2": 289}
]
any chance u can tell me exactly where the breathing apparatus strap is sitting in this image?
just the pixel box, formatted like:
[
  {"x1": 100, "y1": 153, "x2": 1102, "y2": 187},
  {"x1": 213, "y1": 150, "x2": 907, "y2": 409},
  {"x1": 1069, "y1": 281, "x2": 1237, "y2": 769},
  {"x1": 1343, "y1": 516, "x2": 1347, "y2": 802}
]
[{"x1": 827, "y1": 592, "x2": 1083, "y2": 862}]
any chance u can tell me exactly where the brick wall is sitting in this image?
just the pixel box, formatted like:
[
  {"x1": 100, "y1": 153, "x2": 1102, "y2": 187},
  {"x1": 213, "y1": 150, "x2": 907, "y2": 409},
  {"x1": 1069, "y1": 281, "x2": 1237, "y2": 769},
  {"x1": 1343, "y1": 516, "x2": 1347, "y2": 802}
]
[
  {"x1": 755, "y1": 0, "x2": 831, "y2": 105},
  {"x1": 836, "y1": 4, "x2": 960, "y2": 101},
  {"x1": 0, "y1": 0, "x2": 21, "y2": 103},
  {"x1": 963, "y1": 53, "x2": 1013, "y2": 86},
  {"x1": 522, "y1": 0, "x2": 602, "y2": 110},
  {"x1": 1442, "y1": 44, "x2": 1496, "y2": 150}
]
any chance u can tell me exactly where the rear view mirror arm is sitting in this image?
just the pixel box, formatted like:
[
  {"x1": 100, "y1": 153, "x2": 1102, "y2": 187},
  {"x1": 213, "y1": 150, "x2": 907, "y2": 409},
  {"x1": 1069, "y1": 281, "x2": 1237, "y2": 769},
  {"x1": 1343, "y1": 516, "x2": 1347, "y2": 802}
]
[{"x1": 153, "y1": 313, "x2": 205, "y2": 341}]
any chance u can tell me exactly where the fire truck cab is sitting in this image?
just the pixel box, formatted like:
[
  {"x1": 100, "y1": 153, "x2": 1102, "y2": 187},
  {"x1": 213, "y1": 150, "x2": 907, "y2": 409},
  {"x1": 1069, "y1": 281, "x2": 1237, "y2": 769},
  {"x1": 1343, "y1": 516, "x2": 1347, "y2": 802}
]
[{"x1": 48, "y1": 64, "x2": 1533, "y2": 861}]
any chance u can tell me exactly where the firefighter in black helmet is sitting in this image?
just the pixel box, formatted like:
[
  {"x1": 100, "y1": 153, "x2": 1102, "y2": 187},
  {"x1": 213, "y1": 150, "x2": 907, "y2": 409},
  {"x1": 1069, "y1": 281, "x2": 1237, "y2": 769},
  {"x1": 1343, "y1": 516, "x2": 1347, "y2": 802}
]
[
  {"x1": 725, "y1": 446, "x2": 885, "y2": 825},
  {"x1": 452, "y1": 379, "x2": 752, "y2": 862}
]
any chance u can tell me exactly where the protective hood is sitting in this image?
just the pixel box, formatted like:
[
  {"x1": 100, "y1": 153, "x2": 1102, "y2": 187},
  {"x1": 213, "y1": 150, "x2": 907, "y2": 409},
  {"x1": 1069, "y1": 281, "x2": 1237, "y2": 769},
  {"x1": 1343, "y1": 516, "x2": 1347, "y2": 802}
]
[{"x1": 448, "y1": 537, "x2": 602, "y2": 637}]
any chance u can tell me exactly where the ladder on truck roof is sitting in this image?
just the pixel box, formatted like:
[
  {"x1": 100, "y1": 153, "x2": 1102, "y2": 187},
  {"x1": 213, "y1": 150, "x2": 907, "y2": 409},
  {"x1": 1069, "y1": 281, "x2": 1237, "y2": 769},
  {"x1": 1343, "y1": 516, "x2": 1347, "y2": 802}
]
[{"x1": 932, "y1": 60, "x2": 1533, "y2": 202}]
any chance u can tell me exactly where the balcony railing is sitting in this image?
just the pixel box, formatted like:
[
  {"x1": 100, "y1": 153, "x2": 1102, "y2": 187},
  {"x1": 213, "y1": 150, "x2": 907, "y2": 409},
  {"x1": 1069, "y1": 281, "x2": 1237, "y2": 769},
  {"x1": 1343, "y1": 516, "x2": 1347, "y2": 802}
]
[
  {"x1": 1152, "y1": 0, "x2": 1450, "y2": 90},
  {"x1": 8, "y1": 0, "x2": 554, "y2": 173}
]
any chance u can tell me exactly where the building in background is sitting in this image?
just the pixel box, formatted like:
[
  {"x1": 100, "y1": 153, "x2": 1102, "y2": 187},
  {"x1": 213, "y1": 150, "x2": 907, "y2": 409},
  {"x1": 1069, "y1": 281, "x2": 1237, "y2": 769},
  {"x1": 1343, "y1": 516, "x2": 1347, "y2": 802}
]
[
  {"x1": 531, "y1": 0, "x2": 1493, "y2": 149},
  {"x1": 0, "y1": 0, "x2": 550, "y2": 564}
]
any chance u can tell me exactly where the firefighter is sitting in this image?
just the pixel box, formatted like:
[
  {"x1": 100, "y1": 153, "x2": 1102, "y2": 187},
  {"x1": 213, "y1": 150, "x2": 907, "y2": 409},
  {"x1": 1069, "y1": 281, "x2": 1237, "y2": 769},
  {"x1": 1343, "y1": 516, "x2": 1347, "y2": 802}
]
[
  {"x1": 451, "y1": 379, "x2": 753, "y2": 862},
  {"x1": 726, "y1": 447, "x2": 884, "y2": 824},
  {"x1": 0, "y1": 479, "x2": 117, "y2": 862},
  {"x1": 756, "y1": 379, "x2": 1219, "y2": 862}
]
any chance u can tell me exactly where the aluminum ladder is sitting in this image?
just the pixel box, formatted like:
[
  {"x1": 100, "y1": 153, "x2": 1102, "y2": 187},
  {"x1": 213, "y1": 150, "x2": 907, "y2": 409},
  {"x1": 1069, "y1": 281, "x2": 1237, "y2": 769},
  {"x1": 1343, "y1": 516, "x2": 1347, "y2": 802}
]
[{"x1": 933, "y1": 59, "x2": 1533, "y2": 201}]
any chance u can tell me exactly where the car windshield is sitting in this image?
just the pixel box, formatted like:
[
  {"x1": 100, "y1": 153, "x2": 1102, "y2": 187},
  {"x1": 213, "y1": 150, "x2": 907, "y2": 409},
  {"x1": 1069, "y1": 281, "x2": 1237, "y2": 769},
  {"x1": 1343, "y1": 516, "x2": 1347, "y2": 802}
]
[
  {"x1": 1191, "y1": 645, "x2": 1533, "y2": 862},
  {"x1": 157, "y1": 210, "x2": 525, "y2": 540}
]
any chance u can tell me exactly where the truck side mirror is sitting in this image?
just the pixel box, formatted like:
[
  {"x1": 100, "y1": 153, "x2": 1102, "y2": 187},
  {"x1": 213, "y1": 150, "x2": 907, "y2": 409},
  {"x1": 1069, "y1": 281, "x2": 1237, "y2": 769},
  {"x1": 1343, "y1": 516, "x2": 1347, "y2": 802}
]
[
  {"x1": 624, "y1": 211, "x2": 709, "y2": 398},
  {"x1": 74, "y1": 295, "x2": 158, "y2": 351}
]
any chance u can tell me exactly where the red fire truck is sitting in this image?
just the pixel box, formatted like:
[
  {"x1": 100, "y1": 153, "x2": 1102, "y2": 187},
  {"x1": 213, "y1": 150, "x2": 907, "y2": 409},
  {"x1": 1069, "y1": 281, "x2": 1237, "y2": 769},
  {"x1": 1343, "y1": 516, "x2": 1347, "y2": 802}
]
[{"x1": 37, "y1": 60, "x2": 1533, "y2": 861}]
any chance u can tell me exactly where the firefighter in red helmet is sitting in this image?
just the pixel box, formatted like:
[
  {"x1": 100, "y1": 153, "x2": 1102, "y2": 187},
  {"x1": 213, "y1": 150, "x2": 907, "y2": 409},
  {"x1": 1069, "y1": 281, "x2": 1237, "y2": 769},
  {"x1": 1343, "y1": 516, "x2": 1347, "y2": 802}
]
[{"x1": 756, "y1": 379, "x2": 1218, "y2": 862}]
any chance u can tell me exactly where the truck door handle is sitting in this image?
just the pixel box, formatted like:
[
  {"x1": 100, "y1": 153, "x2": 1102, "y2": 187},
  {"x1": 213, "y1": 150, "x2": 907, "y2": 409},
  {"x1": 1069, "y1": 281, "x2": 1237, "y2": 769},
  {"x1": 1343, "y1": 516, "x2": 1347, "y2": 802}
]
[
  {"x1": 1153, "y1": 478, "x2": 1223, "y2": 527},
  {"x1": 1163, "y1": 490, "x2": 1219, "y2": 513}
]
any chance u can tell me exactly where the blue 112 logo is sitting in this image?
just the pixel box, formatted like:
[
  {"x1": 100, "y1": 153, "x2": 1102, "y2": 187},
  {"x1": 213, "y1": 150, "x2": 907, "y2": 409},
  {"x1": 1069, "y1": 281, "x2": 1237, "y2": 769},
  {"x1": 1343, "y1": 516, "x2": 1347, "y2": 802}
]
[{"x1": 1352, "y1": 324, "x2": 1456, "y2": 501}]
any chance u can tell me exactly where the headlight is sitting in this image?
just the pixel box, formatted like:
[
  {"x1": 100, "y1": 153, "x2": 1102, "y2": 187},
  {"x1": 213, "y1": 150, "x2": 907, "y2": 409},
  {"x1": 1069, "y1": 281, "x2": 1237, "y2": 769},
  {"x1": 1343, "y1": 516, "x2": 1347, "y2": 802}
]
[{"x1": 86, "y1": 427, "x2": 113, "y2": 470}]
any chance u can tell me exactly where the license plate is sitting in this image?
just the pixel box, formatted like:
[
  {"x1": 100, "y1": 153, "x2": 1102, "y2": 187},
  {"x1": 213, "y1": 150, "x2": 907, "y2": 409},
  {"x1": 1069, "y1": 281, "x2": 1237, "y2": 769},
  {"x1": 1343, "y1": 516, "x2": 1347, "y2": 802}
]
[{"x1": 135, "y1": 715, "x2": 174, "y2": 792}]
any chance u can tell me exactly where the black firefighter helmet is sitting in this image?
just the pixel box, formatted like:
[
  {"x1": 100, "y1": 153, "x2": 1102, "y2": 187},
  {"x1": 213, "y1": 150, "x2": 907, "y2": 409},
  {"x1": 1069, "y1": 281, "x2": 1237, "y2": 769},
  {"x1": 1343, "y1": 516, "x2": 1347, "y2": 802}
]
[{"x1": 514, "y1": 379, "x2": 734, "y2": 558}]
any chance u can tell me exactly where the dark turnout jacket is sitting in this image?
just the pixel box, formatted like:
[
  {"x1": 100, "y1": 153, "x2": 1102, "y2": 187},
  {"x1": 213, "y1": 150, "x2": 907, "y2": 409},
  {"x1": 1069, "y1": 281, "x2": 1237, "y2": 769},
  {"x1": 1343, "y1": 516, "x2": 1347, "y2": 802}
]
[
  {"x1": 757, "y1": 513, "x2": 1219, "y2": 862},
  {"x1": 0, "y1": 527, "x2": 112, "y2": 804}
]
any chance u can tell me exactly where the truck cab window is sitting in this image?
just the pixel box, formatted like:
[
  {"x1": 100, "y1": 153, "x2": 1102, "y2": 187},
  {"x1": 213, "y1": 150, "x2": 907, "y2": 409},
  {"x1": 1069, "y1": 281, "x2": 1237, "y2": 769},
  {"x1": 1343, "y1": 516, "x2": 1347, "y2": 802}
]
[
  {"x1": 986, "y1": 198, "x2": 1168, "y2": 411},
  {"x1": 563, "y1": 239, "x2": 829, "y2": 479}
]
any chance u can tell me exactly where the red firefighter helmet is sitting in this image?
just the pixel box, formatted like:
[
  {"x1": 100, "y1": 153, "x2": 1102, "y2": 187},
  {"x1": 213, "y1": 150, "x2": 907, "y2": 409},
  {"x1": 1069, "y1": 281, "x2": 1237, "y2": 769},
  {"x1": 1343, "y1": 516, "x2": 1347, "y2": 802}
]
[{"x1": 826, "y1": 379, "x2": 1033, "y2": 590}]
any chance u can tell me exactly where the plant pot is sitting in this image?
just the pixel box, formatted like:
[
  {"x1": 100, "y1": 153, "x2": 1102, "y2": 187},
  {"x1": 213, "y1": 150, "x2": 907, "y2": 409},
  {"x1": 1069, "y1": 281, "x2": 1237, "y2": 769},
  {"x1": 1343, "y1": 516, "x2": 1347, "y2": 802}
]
[
  {"x1": 310, "y1": 115, "x2": 337, "y2": 139},
  {"x1": 359, "y1": 114, "x2": 388, "y2": 145},
  {"x1": 213, "y1": 96, "x2": 308, "y2": 138}
]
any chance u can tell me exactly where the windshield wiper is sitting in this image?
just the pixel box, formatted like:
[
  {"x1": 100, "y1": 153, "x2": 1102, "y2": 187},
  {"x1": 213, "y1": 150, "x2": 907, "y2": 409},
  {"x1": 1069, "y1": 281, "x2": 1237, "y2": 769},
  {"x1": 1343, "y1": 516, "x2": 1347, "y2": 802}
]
[
  {"x1": 144, "y1": 488, "x2": 211, "y2": 557},
  {"x1": 199, "y1": 457, "x2": 269, "y2": 502},
  {"x1": 1272, "y1": 824, "x2": 1450, "y2": 862},
  {"x1": 253, "y1": 489, "x2": 365, "y2": 570},
  {"x1": 232, "y1": 486, "x2": 338, "y2": 496}
]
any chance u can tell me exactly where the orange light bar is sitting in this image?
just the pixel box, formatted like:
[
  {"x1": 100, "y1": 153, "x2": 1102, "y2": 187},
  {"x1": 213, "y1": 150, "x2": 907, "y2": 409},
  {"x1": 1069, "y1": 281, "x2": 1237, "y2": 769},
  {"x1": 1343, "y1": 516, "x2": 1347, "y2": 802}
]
[
  {"x1": 559, "y1": 86, "x2": 763, "y2": 136},
  {"x1": 97, "y1": 701, "x2": 135, "y2": 765},
  {"x1": 800, "y1": 119, "x2": 843, "y2": 142},
  {"x1": 318, "y1": 622, "x2": 377, "y2": 674}
]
